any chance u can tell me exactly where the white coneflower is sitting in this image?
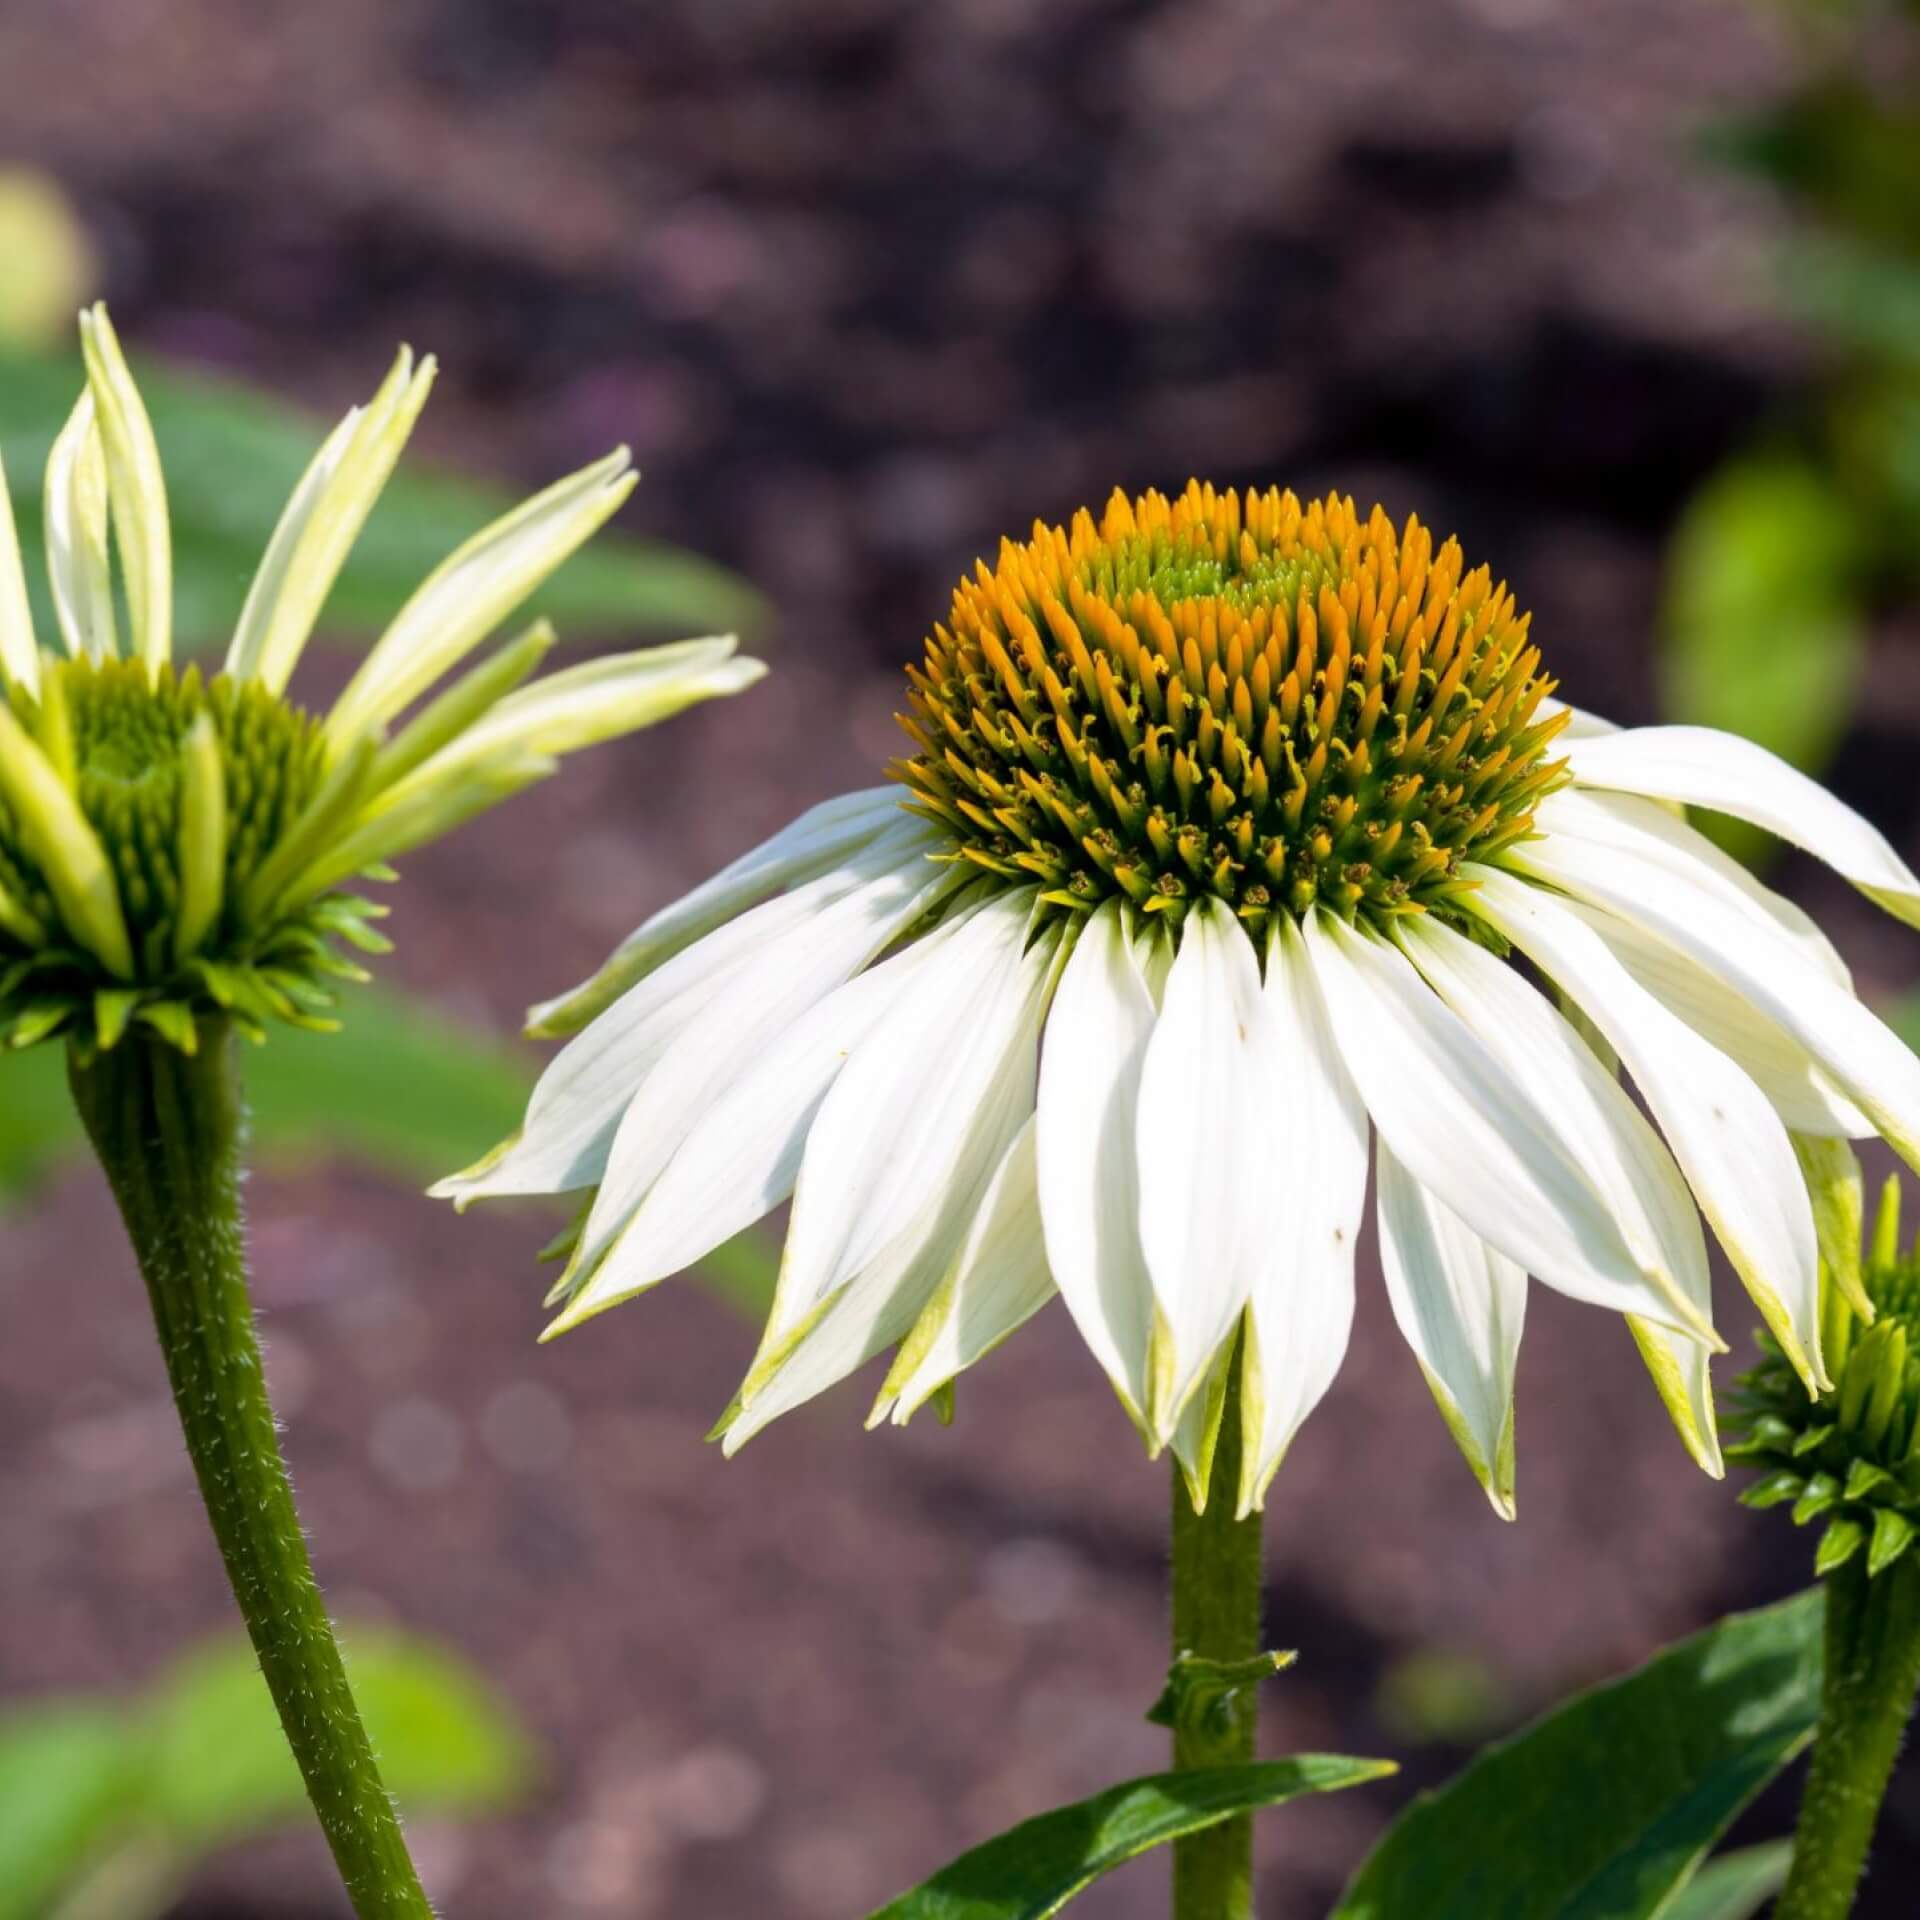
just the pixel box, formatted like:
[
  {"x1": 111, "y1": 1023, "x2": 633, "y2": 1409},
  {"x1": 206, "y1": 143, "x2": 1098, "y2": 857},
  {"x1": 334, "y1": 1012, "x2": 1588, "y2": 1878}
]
[
  {"x1": 0, "y1": 304, "x2": 763, "y2": 1051},
  {"x1": 442, "y1": 481, "x2": 1920, "y2": 1520}
]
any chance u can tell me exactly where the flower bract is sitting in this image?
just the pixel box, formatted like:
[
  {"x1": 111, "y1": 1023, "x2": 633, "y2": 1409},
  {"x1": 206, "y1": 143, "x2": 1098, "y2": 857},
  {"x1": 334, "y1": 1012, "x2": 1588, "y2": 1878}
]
[{"x1": 443, "y1": 481, "x2": 1920, "y2": 1516}]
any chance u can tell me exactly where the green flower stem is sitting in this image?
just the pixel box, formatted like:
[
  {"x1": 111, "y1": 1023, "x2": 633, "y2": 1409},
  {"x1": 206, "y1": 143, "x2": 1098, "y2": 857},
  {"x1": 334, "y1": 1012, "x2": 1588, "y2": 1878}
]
[
  {"x1": 1777, "y1": 1556, "x2": 1920, "y2": 1920},
  {"x1": 1169, "y1": 1358, "x2": 1264, "y2": 1920},
  {"x1": 68, "y1": 1021, "x2": 434, "y2": 1919}
]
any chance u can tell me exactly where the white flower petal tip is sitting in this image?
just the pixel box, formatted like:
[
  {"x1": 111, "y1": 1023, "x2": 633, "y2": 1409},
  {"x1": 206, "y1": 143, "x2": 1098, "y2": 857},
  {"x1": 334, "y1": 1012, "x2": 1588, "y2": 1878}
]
[
  {"x1": 0, "y1": 448, "x2": 39, "y2": 697},
  {"x1": 1465, "y1": 863, "x2": 1824, "y2": 1394},
  {"x1": 1564, "y1": 723, "x2": 1920, "y2": 931},
  {"x1": 1377, "y1": 1147, "x2": 1524, "y2": 1523},
  {"x1": 523, "y1": 788, "x2": 915, "y2": 1039},
  {"x1": 870, "y1": 1118, "x2": 1055, "y2": 1427},
  {"x1": 1628, "y1": 1316, "x2": 1725, "y2": 1479}
]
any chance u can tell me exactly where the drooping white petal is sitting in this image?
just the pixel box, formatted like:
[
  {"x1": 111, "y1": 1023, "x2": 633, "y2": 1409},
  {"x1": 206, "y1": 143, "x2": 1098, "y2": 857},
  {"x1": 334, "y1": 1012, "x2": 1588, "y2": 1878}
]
[
  {"x1": 526, "y1": 787, "x2": 913, "y2": 1037},
  {"x1": 1302, "y1": 911, "x2": 1715, "y2": 1342},
  {"x1": 44, "y1": 393, "x2": 115, "y2": 660},
  {"x1": 78, "y1": 306, "x2": 170, "y2": 671},
  {"x1": 1626, "y1": 1316, "x2": 1725, "y2": 1477},
  {"x1": 0, "y1": 450, "x2": 38, "y2": 695},
  {"x1": 323, "y1": 448, "x2": 637, "y2": 752},
  {"x1": 1135, "y1": 897, "x2": 1268, "y2": 1438},
  {"x1": 559, "y1": 841, "x2": 959, "y2": 1284},
  {"x1": 226, "y1": 349, "x2": 439, "y2": 692},
  {"x1": 433, "y1": 822, "x2": 948, "y2": 1204},
  {"x1": 1510, "y1": 828, "x2": 1920, "y2": 1175},
  {"x1": 1396, "y1": 911, "x2": 1714, "y2": 1344},
  {"x1": 876, "y1": 1117, "x2": 1057, "y2": 1424},
  {"x1": 1537, "y1": 786, "x2": 1850, "y2": 987},
  {"x1": 551, "y1": 922, "x2": 964, "y2": 1330},
  {"x1": 1557, "y1": 894, "x2": 1869, "y2": 1138},
  {"x1": 1466, "y1": 864, "x2": 1824, "y2": 1390},
  {"x1": 1034, "y1": 899, "x2": 1164, "y2": 1425},
  {"x1": 1236, "y1": 914, "x2": 1368, "y2": 1514},
  {"x1": 1564, "y1": 722, "x2": 1920, "y2": 930},
  {"x1": 1376, "y1": 1145, "x2": 1526, "y2": 1519},
  {"x1": 721, "y1": 894, "x2": 1057, "y2": 1452}
]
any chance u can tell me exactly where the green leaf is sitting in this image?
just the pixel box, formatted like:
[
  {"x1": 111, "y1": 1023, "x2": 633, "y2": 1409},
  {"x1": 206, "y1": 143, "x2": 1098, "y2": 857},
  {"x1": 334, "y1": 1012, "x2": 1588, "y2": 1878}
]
[
  {"x1": 1658, "y1": 455, "x2": 1864, "y2": 861},
  {"x1": 0, "y1": 348, "x2": 766, "y2": 655},
  {"x1": 0, "y1": 1706, "x2": 131, "y2": 1919},
  {"x1": 1662, "y1": 1842, "x2": 1793, "y2": 1920},
  {"x1": 866, "y1": 1755, "x2": 1395, "y2": 1920},
  {"x1": 1330, "y1": 1589, "x2": 1823, "y2": 1920},
  {"x1": 139, "y1": 1627, "x2": 535, "y2": 1853}
]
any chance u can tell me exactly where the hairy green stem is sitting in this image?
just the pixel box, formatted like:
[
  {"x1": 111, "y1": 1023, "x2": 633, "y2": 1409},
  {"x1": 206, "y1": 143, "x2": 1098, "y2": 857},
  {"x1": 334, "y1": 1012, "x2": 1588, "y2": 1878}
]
[
  {"x1": 69, "y1": 1022, "x2": 434, "y2": 1919},
  {"x1": 1169, "y1": 1358, "x2": 1264, "y2": 1920},
  {"x1": 1777, "y1": 1557, "x2": 1920, "y2": 1920}
]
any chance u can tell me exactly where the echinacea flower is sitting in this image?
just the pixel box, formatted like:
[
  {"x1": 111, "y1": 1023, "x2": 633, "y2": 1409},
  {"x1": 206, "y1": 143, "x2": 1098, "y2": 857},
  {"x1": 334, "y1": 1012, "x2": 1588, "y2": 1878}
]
[
  {"x1": 442, "y1": 482, "x2": 1920, "y2": 1517},
  {"x1": 0, "y1": 305, "x2": 763, "y2": 1053}
]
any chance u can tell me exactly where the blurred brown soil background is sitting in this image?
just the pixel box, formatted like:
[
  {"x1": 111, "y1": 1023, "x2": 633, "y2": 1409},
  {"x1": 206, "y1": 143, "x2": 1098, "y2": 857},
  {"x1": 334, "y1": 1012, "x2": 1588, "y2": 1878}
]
[{"x1": 3, "y1": 1, "x2": 1919, "y2": 1914}]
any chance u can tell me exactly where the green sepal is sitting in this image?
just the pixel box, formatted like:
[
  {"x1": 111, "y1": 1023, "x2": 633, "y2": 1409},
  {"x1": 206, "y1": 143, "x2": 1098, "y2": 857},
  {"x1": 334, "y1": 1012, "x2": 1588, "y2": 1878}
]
[
  {"x1": 91, "y1": 988, "x2": 140, "y2": 1051},
  {"x1": 7, "y1": 997, "x2": 75, "y2": 1049},
  {"x1": 1843, "y1": 1459, "x2": 1898, "y2": 1503},
  {"x1": 1868, "y1": 1508, "x2": 1918, "y2": 1578},
  {"x1": 1740, "y1": 1469, "x2": 1805, "y2": 1511},
  {"x1": 1815, "y1": 1516, "x2": 1867, "y2": 1575},
  {"x1": 1793, "y1": 1424, "x2": 1835, "y2": 1458},
  {"x1": 1793, "y1": 1472, "x2": 1841, "y2": 1526},
  {"x1": 133, "y1": 1001, "x2": 198, "y2": 1053}
]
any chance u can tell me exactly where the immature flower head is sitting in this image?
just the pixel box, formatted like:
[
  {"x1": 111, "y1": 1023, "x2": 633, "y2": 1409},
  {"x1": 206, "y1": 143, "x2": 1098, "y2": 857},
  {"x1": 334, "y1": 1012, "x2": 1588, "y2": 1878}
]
[
  {"x1": 0, "y1": 306, "x2": 762, "y2": 1055},
  {"x1": 447, "y1": 480, "x2": 1920, "y2": 1518},
  {"x1": 1734, "y1": 1174, "x2": 1920, "y2": 1580}
]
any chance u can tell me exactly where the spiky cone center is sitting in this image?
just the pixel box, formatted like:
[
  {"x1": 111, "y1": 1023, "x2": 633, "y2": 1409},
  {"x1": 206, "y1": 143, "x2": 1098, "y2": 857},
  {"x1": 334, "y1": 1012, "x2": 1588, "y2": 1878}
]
[
  {"x1": 0, "y1": 658, "x2": 386, "y2": 1054},
  {"x1": 1732, "y1": 1192, "x2": 1920, "y2": 1579},
  {"x1": 892, "y1": 482, "x2": 1569, "y2": 933}
]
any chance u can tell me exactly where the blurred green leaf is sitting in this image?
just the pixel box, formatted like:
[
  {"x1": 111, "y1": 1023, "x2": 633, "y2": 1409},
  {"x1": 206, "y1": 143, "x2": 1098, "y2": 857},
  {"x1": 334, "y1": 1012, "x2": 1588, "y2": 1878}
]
[
  {"x1": 1658, "y1": 455, "x2": 1864, "y2": 859},
  {"x1": 1330, "y1": 1589, "x2": 1822, "y2": 1920},
  {"x1": 1662, "y1": 1842, "x2": 1792, "y2": 1920},
  {"x1": 0, "y1": 348, "x2": 765, "y2": 656},
  {"x1": 866, "y1": 1756, "x2": 1395, "y2": 1920},
  {"x1": 0, "y1": 1628, "x2": 534, "y2": 1920},
  {"x1": 0, "y1": 1708, "x2": 130, "y2": 1918},
  {"x1": 140, "y1": 1628, "x2": 534, "y2": 1853}
]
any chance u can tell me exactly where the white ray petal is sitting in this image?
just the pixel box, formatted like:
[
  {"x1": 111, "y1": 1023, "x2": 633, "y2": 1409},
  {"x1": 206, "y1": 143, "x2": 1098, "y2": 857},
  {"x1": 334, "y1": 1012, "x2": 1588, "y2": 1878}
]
[
  {"x1": 722, "y1": 895, "x2": 1056, "y2": 1451},
  {"x1": 433, "y1": 824, "x2": 947, "y2": 1204},
  {"x1": 1537, "y1": 786, "x2": 1849, "y2": 987},
  {"x1": 1397, "y1": 911, "x2": 1713, "y2": 1343},
  {"x1": 226, "y1": 349, "x2": 438, "y2": 692},
  {"x1": 1510, "y1": 829, "x2": 1920, "y2": 1176},
  {"x1": 44, "y1": 393, "x2": 115, "y2": 660},
  {"x1": 1135, "y1": 897, "x2": 1268, "y2": 1438},
  {"x1": 1466, "y1": 865, "x2": 1824, "y2": 1391},
  {"x1": 1565, "y1": 722, "x2": 1920, "y2": 930},
  {"x1": 0, "y1": 450, "x2": 38, "y2": 695},
  {"x1": 323, "y1": 448, "x2": 637, "y2": 751},
  {"x1": 1376, "y1": 1146, "x2": 1525, "y2": 1519},
  {"x1": 1236, "y1": 914, "x2": 1367, "y2": 1514},
  {"x1": 562, "y1": 847, "x2": 960, "y2": 1285},
  {"x1": 1302, "y1": 911, "x2": 1715, "y2": 1343},
  {"x1": 78, "y1": 306, "x2": 170, "y2": 671},
  {"x1": 1034, "y1": 899, "x2": 1164, "y2": 1424},
  {"x1": 526, "y1": 787, "x2": 912, "y2": 1037},
  {"x1": 877, "y1": 1117, "x2": 1057, "y2": 1424},
  {"x1": 548, "y1": 922, "x2": 958, "y2": 1329},
  {"x1": 1627, "y1": 1315, "x2": 1725, "y2": 1477},
  {"x1": 1556, "y1": 895, "x2": 1869, "y2": 1138}
]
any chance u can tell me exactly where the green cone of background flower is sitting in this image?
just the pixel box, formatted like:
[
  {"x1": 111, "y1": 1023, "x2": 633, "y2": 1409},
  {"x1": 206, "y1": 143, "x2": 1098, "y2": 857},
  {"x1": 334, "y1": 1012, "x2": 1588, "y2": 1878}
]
[{"x1": 0, "y1": 304, "x2": 764, "y2": 1051}]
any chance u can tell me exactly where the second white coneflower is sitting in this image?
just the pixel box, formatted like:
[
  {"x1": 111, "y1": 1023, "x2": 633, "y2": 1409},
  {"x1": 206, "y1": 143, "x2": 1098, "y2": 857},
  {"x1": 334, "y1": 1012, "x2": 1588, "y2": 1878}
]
[{"x1": 444, "y1": 482, "x2": 1920, "y2": 1525}]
